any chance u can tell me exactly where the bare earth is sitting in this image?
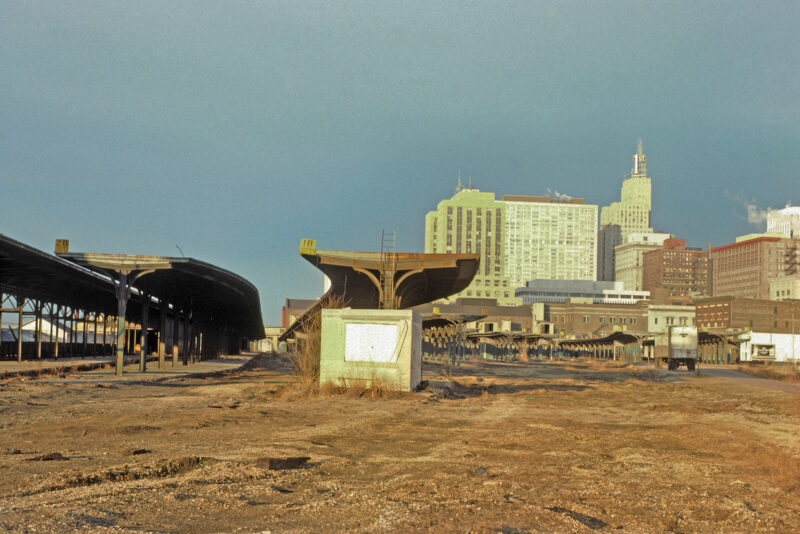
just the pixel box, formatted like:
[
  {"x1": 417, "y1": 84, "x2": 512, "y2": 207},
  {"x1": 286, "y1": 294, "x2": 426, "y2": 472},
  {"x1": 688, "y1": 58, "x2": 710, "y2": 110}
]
[{"x1": 1, "y1": 355, "x2": 799, "y2": 533}]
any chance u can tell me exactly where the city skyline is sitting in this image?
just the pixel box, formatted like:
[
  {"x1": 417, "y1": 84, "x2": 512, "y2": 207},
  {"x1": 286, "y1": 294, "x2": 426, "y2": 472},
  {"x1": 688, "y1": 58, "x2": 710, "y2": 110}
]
[{"x1": 2, "y1": 2, "x2": 798, "y2": 324}]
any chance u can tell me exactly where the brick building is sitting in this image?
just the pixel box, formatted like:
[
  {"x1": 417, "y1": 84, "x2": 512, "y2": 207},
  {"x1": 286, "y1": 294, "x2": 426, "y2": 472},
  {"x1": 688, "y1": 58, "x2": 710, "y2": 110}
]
[
  {"x1": 642, "y1": 238, "x2": 711, "y2": 297},
  {"x1": 540, "y1": 300, "x2": 649, "y2": 338},
  {"x1": 695, "y1": 296, "x2": 800, "y2": 333},
  {"x1": 712, "y1": 235, "x2": 800, "y2": 299}
]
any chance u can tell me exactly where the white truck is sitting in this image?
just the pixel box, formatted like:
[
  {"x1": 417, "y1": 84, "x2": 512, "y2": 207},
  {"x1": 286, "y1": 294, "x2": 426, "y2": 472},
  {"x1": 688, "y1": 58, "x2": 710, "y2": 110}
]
[{"x1": 655, "y1": 326, "x2": 698, "y2": 371}]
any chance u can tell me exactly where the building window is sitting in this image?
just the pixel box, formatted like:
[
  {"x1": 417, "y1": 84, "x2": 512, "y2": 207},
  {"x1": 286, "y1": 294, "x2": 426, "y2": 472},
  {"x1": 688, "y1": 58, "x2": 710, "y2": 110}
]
[
  {"x1": 583, "y1": 316, "x2": 590, "y2": 323},
  {"x1": 630, "y1": 318, "x2": 637, "y2": 325},
  {"x1": 610, "y1": 317, "x2": 616, "y2": 324},
  {"x1": 599, "y1": 317, "x2": 606, "y2": 323}
]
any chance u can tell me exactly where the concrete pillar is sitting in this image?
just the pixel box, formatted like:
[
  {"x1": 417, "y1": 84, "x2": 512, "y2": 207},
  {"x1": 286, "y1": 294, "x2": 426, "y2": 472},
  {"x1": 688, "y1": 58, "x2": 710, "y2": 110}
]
[
  {"x1": 158, "y1": 305, "x2": 167, "y2": 369},
  {"x1": 139, "y1": 294, "x2": 149, "y2": 373},
  {"x1": 53, "y1": 305, "x2": 61, "y2": 359},
  {"x1": 182, "y1": 315, "x2": 189, "y2": 366},
  {"x1": 16, "y1": 296, "x2": 24, "y2": 362},
  {"x1": 114, "y1": 272, "x2": 130, "y2": 376},
  {"x1": 172, "y1": 313, "x2": 180, "y2": 367}
]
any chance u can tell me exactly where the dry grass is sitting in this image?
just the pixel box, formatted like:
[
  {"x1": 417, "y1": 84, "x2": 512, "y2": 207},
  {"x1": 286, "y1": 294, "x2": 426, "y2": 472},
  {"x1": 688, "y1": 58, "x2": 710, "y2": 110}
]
[
  {"x1": 746, "y1": 444, "x2": 800, "y2": 493},
  {"x1": 287, "y1": 294, "x2": 345, "y2": 389},
  {"x1": 736, "y1": 363, "x2": 800, "y2": 383}
]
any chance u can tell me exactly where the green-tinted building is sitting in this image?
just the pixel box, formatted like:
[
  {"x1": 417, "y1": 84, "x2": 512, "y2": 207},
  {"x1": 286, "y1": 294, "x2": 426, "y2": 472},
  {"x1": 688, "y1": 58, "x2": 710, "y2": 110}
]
[{"x1": 424, "y1": 187, "x2": 516, "y2": 304}]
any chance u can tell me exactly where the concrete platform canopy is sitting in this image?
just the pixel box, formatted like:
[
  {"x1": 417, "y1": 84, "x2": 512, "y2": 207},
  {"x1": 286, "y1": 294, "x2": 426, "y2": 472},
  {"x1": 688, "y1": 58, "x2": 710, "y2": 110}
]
[
  {"x1": 58, "y1": 251, "x2": 264, "y2": 374},
  {"x1": 0, "y1": 234, "x2": 122, "y2": 362},
  {"x1": 2, "y1": 234, "x2": 263, "y2": 375},
  {"x1": 300, "y1": 241, "x2": 480, "y2": 310},
  {"x1": 280, "y1": 239, "x2": 479, "y2": 342}
]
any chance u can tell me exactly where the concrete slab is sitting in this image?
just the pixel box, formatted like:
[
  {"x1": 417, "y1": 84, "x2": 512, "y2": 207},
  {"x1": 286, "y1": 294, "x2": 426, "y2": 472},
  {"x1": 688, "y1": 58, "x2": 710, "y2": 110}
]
[{"x1": 1, "y1": 354, "x2": 256, "y2": 383}]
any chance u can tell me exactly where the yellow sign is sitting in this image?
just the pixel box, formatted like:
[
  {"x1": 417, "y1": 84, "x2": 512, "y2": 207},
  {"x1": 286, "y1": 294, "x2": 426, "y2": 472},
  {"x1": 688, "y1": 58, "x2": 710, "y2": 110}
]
[
  {"x1": 432, "y1": 306, "x2": 440, "y2": 315},
  {"x1": 54, "y1": 239, "x2": 69, "y2": 254},
  {"x1": 299, "y1": 238, "x2": 316, "y2": 255}
]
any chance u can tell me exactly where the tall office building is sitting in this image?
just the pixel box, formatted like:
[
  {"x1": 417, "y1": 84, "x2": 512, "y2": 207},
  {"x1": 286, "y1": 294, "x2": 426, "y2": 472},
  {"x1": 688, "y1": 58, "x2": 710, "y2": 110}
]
[
  {"x1": 598, "y1": 141, "x2": 654, "y2": 279},
  {"x1": 425, "y1": 188, "x2": 598, "y2": 304},
  {"x1": 597, "y1": 225, "x2": 622, "y2": 281},
  {"x1": 424, "y1": 186, "x2": 514, "y2": 304},
  {"x1": 502, "y1": 195, "x2": 598, "y2": 288}
]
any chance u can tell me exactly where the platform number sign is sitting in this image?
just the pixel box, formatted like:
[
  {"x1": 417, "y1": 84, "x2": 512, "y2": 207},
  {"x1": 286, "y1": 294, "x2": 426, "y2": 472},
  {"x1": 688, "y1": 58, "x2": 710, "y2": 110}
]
[
  {"x1": 299, "y1": 238, "x2": 317, "y2": 255},
  {"x1": 54, "y1": 239, "x2": 69, "y2": 254}
]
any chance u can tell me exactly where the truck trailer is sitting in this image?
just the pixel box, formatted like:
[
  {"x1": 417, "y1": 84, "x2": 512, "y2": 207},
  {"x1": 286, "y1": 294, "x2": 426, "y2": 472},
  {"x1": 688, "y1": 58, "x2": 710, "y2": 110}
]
[{"x1": 654, "y1": 326, "x2": 698, "y2": 371}]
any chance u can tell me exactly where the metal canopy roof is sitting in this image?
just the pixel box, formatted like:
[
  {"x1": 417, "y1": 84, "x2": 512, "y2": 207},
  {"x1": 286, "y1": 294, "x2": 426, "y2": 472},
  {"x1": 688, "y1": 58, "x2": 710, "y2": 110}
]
[
  {"x1": 0, "y1": 234, "x2": 118, "y2": 313},
  {"x1": 58, "y1": 252, "x2": 264, "y2": 339}
]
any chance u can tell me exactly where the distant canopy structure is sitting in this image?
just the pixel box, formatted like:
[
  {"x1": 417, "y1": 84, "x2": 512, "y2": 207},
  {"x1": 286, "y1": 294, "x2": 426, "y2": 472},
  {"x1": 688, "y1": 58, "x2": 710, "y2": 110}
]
[{"x1": 279, "y1": 239, "x2": 479, "y2": 341}]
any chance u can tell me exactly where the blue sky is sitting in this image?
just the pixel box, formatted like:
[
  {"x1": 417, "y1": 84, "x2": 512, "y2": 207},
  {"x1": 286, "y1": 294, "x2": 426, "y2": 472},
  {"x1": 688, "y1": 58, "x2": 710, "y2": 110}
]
[{"x1": 2, "y1": 1, "x2": 799, "y2": 324}]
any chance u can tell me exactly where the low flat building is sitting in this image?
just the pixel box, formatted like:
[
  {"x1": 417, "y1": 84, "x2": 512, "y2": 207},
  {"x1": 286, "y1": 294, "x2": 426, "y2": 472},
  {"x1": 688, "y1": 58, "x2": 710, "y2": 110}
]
[
  {"x1": 646, "y1": 303, "x2": 695, "y2": 333},
  {"x1": 770, "y1": 274, "x2": 800, "y2": 300},
  {"x1": 516, "y1": 279, "x2": 649, "y2": 304},
  {"x1": 539, "y1": 300, "x2": 649, "y2": 338}
]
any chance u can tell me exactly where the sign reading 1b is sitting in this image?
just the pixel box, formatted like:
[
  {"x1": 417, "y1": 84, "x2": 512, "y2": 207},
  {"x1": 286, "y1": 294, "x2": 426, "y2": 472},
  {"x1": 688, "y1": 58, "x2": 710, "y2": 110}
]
[
  {"x1": 299, "y1": 238, "x2": 316, "y2": 255},
  {"x1": 54, "y1": 239, "x2": 70, "y2": 254}
]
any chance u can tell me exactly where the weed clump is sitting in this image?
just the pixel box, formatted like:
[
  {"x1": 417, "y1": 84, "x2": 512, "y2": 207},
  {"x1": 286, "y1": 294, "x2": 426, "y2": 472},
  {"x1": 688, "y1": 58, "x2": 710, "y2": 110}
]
[{"x1": 287, "y1": 295, "x2": 345, "y2": 390}]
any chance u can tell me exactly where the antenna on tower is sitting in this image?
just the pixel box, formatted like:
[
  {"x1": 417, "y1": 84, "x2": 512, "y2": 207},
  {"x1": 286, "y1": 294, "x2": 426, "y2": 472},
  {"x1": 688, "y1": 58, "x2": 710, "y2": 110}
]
[{"x1": 456, "y1": 169, "x2": 462, "y2": 193}]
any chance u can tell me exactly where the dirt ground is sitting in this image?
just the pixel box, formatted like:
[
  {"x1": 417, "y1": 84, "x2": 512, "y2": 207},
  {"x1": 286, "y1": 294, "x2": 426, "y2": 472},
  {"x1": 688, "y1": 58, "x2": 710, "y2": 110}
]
[{"x1": 1, "y1": 355, "x2": 799, "y2": 533}]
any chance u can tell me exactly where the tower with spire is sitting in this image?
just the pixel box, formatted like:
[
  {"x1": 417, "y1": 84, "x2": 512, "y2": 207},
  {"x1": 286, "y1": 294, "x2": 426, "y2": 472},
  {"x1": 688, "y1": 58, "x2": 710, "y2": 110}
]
[
  {"x1": 602, "y1": 139, "x2": 653, "y2": 235},
  {"x1": 597, "y1": 140, "x2": 655, "y2": 282}
]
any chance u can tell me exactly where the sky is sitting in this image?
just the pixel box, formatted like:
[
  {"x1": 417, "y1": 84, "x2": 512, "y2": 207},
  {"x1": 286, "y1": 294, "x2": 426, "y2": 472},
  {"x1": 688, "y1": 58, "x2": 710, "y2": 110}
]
[{"x1": 2, "y1": 1, "x2": 799, "y2": 325}]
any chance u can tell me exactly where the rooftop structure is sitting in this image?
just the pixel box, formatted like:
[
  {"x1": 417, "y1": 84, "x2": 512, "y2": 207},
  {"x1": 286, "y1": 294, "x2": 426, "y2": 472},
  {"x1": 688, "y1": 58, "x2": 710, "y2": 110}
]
[
  {"x1": 769, "y1": 274, "x2": 800, "y2": 301},
  {"x1": 515, "y1": 279, "x2": 649, "y2": 304},
  {"x1": 767, "y1": 205, "x2": 800, "y2": 238}
]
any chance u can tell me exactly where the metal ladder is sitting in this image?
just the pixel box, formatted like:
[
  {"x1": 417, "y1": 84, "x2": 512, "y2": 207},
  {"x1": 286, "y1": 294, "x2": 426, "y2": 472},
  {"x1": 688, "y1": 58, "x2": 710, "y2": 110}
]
[{"x1": 379, "y1": 230, "x2": 397, "y2": 309}]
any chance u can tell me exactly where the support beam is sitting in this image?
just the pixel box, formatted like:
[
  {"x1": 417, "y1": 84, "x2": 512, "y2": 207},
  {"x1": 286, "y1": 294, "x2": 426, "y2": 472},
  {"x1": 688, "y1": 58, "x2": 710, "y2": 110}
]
[
  {"x1": 139, "y1": 294, "x2": 149, "y2": 373},
  {"x1": 114, "y1": 272, "x2": 131, "y2": 376},
  {"x1": 17, "y1": 296, "x2": 23, "y2": 363}
]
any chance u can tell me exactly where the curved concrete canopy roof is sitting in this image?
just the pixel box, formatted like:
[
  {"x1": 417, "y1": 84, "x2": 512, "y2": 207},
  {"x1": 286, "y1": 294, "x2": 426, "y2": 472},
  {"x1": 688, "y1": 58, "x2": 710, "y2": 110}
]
[
  {"x1": 279, "y1": 246, "x2": 479, "y2": 342},
  {"x1": 58, "y1": 252, "x2": 264, "y2": 339},
  {"x1": 302, "y1": 249, "x2": 480, "y2": 310},
  {"x1": 0, "y1": 234, "x2": 118, "y2": 313}
]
